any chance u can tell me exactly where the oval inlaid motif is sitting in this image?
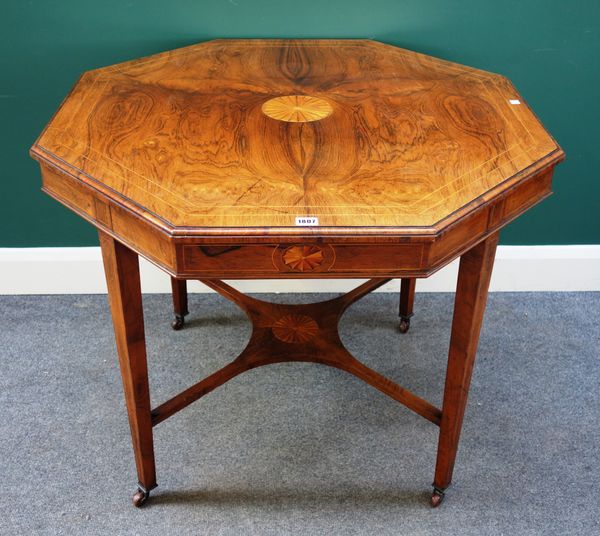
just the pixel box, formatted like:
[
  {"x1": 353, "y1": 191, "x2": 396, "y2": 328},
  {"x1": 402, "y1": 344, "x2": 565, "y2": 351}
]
[
  {"x1": 272, "y1": 314, "x2": 319, "y2": 343},
  {"x1": 262, "y1": 95, "x2": 333, "y2": 123},
  {"x1": 282, "y1": 245, "x2": 324, "y2": 271}
]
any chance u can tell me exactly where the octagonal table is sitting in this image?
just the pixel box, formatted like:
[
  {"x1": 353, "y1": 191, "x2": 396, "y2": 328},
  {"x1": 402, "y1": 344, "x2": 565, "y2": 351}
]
[{"x1": 30, "y1": 39, "x2": 564, "y2": 507}]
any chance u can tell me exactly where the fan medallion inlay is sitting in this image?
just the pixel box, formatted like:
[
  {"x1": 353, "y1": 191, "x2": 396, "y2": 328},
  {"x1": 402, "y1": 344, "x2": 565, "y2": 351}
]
[
  {"x1": 282, "y1": 245, "x2": 324, "y2": 271},
  {"x1": 262, "y1": 95, "x2": 333, "y2": 123},
  {"x1": 272, "y1": 314, "x2": 319, "y2": 343}
]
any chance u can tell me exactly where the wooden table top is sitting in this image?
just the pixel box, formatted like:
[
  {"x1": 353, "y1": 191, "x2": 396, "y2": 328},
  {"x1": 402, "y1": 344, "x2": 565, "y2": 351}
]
[{"x1": 31, "y1": 39, "x2": 563, "y2": 237}]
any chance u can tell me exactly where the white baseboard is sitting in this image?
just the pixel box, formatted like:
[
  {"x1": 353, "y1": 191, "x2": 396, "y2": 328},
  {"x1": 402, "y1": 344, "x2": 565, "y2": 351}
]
[{"x1": 0, "y1": 245, "x2": 599, "y2": 295}]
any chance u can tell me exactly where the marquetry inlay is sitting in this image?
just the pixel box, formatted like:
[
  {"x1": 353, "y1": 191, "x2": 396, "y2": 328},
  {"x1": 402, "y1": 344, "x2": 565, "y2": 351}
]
[
  {"x1": 33, "y1": 40, "x2": 563, "y2": 231},
  {"x1": 262, "y1": 95, "x2": 333, "y2": 123},
  {"x1": 282, "y1": 245, "x2": 324, "y2": 271},
  {"x1": 272, "y1": 314, "x2": 319, "y2": 343},
  {"x1": 30, "y1": 39, "x2": 564, "y2": 509}
]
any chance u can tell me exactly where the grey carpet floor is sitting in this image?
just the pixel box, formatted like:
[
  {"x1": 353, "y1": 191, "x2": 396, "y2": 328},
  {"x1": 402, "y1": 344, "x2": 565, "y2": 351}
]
[{"x1": 1, "y1": 291, "x2": 599, "y2": 535}]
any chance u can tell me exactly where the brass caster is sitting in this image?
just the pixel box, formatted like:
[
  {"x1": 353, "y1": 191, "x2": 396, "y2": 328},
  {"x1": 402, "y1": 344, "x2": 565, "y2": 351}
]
[
  {"x1": 399, "y1": 317, "x2": 411, "y2": 334},
  {"x1": 171, "y1": 314, "x2": 185, "y2": 331},
  {"x1": 430, "y1": 487, "x2": 445, "y2": 508},
  {"x1": 132, "y1": 487, "x2": 150, "y2": 507}
]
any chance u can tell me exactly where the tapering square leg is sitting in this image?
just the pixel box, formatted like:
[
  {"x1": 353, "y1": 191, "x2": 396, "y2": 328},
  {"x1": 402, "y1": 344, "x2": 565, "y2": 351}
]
[
  {"x1": 170, "y1": 277, "x2": 189, "y2": 330},
  {"x1": 431, "y1": 232, "x2": 499, "y2": 506},
  {"x1": 399, "y1": 278, "x2": 416, "y2": 333},
  {"x1": 99, "y1": 231, "x2": 156, "y2": 507}
]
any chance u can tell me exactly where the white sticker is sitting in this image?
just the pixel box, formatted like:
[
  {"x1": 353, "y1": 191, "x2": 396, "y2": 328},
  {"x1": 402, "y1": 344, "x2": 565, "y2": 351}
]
[
  {"x1": 509, "y1": 99, "x2": 521, "y2": 105},
  {"x1": 295, "y1": 216, "x2": 319, "y2": 226}
]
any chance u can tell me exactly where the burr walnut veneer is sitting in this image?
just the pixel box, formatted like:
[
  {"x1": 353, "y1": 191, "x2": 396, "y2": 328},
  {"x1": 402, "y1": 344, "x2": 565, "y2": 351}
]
[{"x1": 30, "y1": 39, "x2": 564, "y2": 507}]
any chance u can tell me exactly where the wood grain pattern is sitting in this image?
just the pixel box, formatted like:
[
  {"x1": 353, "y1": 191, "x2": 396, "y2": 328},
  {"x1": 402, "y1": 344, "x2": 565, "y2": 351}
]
[
  {"x1": 151, "y1": 278, "x2": 442, "y2": 427},
  {"x1": 30, "y1": 40, "x2": 565, "y2": 507},
  {"x1": 399, "y1": 278, "x2": 416, "y2": 333},
  {"x1": 170, "y1": 277, "x2": 188, "y2": 330},
  {"x1": 31, "y1": 39, "x2": 563, "y2": 233},
  {"x1": 98, "y1": 231, "x2": 156, "y2": 496},
  {"x1": 432, "y1": 232, "x2": 499, "y2": 505}
]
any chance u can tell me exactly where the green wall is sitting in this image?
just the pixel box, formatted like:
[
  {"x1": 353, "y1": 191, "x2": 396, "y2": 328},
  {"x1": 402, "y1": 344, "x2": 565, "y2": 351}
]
[{"x1": 2, "y1": 0, "x2": 598, "y2": 246}]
